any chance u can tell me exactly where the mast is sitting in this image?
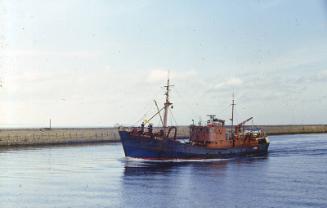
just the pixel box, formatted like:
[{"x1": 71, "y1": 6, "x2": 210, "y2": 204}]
[
  {"x1": 163, "y1": 74, "x2": 173, "y2": 128},
  {"x1": 231, "y1": 93, "x2": 236, "y2": 139}
]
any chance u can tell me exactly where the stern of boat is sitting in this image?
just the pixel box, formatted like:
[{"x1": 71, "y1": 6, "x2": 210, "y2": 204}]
[{"x1": 257, "y1": 137, "x2": 270, "y2": 153}]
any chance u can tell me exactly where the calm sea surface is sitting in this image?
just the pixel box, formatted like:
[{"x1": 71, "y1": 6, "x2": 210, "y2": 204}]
[{"x1": 1, "y1": 134, "x2": 327, "y2": 208}]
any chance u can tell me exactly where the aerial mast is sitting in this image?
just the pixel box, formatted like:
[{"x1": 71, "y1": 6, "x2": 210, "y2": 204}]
[
  {"x1": 231, "y1": 93, "x2": 236, "y2": 139},
  {"x1": 163, "y1": 73, "x2": 173, "y2": 128}
]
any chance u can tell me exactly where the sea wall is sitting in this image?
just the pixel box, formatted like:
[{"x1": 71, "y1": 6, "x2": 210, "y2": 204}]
[
  {"x1": 177, "y1": 125, "x2": 327, "y2": 136},
  {"x1": 0, "y1": 128, "x2": 120, "y2": 147},
  {"x1": 0, "y1": 125, "x2": 326, "y2": 147},
  {"x1": 259, "y1": 125, "x2": 327, "y2": 135}
]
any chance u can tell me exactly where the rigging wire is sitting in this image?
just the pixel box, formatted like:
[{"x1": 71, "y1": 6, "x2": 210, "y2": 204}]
[
  {"x1": 131, "y1": 87, "x2": 164, "y2": 126},
  {"x1": 173, "y1": 84, "x2": 238, "y2": 124},
  {"x1": 216, "y1": 104, "x2": 233, "y2": 118},
  {"x1": 169, "y1": 108, "x2": 178, "y2": 126},
  {"x1": 131, "y1": 79, "x2": 237, "y2": 126},
  {"x1": 156, "y1": 118, "x2": 161, "y2": 127}
]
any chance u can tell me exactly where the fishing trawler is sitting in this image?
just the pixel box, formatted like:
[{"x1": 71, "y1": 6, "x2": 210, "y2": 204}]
[{"x1": 119, "y1": 77, "x2": 269, "y2": 159}]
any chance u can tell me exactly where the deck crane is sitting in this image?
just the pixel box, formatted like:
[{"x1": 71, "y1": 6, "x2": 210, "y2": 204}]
[{"x1": 235, "y1": 117, "x2": 253, "y2": 134}]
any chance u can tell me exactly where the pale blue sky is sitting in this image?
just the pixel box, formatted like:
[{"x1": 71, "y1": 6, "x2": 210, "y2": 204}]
[{"x1": 1, "y1": 0, "x2": 327, "y2": 127}]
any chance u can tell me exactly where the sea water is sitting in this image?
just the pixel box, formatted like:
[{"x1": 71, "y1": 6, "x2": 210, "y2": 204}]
[{"x1": 0, "y1": 134, "x2": 326, "y2": 208}]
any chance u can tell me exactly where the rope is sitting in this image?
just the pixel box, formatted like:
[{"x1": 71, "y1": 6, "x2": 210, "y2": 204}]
[
  {"x1": 169, "y1": 108, "x2": 178, "y2": 126},
  {"x1": 131, "y1": 87, "x2": 164, "y2": 126}
]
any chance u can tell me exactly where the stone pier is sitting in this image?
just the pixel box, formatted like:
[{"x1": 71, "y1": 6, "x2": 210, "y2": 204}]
[{"x1": 0, "y1": 125, "x2": 326, "y2": 147}]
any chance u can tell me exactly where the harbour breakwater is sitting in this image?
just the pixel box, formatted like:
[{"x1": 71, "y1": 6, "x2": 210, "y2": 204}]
[
  {"x1": 0, "y1": 128, "x2": 120, "y2": 147},
  {"x1": 0, "y1": 125, "x2": 326, "y2": 147}
]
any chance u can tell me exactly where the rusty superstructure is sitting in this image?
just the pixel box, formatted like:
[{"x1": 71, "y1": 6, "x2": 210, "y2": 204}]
[{"x1": 119, "y1": 76, "x2": 269, "y2": 159}]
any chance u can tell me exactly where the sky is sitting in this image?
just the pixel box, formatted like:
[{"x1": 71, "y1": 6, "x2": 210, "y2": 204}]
[{"x1": 0, "y1": 0, "x2": 327, "y2": 127}]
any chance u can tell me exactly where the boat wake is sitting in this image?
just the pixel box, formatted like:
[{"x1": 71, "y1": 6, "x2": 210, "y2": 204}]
[{"x1": 120, "y1": 157, "x2": 232, "y2": 163}]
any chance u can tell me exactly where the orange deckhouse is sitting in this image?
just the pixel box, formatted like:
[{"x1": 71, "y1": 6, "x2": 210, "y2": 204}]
[
  {"x1": 119, "y1": 76, "x2": 269, "y2": 159},
  {"x1": 190, "y1": 115, "x2": 267, "y2": 149}
]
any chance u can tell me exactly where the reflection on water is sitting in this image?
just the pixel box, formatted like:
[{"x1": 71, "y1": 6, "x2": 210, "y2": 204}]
[
  {"x1": 121, "y1": 156, "x2": 270, "y2": 208},
  {"x1": 122, "y1": 159, "x2": 230, "y2": 176},
  {"x1": 1, "y1": 134, "x2": 327, "y2": 208}
]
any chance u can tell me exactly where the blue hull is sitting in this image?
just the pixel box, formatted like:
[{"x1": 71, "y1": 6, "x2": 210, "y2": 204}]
[{"x1": 119, "y1": 131, "x2": 269, "y2": 159}]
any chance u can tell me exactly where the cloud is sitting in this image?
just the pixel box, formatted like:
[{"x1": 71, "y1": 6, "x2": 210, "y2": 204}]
[
  {"x1": 146, "y1": 69, "x2": 168, "y2": 83},
  {"x1": 295, "y1": 69, "x2": 327, "y2": 83},
  {"x1": 0, "y1": 49, "x2": 99, "y2": 59},
  {"x1": 316, "y1": 70, "x2": 327, "y2": 81},
  {"x1": 146, "y1": 69, "x2": 197, "y2": 83},
  {"x1": 214, "y1": 77, "x2": 243, "y2": 89},
  {"x1": 2, "y1": 67, "x2": 128, "y2": 102},
  {"x1": 250, "y1": 0, "x2": 282, "y2": 10}
]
